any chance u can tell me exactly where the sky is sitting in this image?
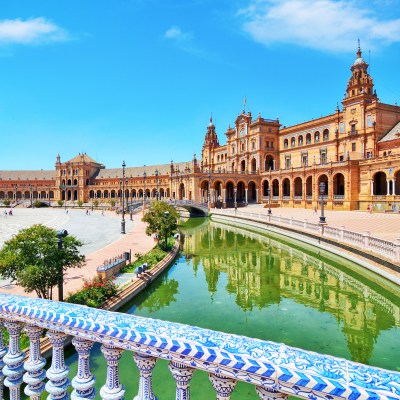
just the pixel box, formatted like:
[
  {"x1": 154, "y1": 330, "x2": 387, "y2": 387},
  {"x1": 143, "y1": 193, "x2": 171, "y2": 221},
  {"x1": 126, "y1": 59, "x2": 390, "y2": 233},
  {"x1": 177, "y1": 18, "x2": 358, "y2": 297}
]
[{"x1": 1, "y1": 0, "x2": 400, "y2": 170}]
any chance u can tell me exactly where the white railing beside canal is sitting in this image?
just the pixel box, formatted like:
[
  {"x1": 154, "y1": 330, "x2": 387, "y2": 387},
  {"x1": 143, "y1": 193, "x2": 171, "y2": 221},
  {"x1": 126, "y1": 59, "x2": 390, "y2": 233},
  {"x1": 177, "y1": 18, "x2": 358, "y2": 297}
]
[
  {"x1": 0, "y1": 293, "x2": 400, "y2": 400},
  {"x1": 212, "y1": 209, "x2": 400, "y2": 263}
]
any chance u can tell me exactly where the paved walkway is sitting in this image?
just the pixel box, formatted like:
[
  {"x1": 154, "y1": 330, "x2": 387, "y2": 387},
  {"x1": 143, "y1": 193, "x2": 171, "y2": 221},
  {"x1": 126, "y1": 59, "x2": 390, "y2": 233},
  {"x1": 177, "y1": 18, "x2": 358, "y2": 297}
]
[
  {"x1": 245, "y1": 204, "x2": 400, "y2": 242},
  {"x1": 0, "y1": 209, "x2": 154, "y2": 299}
]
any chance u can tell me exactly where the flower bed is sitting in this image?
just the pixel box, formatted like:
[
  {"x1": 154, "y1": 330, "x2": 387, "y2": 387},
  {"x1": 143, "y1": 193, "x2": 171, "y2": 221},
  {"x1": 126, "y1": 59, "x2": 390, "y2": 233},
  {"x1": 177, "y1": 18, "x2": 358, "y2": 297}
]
[{"x1": 66, "y1": 276, "x2": 118, "y2": 307}]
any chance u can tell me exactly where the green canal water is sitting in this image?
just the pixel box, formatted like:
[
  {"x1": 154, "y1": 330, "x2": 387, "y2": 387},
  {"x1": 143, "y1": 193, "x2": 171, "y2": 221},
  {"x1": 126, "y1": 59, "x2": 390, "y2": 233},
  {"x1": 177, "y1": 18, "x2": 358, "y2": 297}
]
[{"x1": 65, "y1": 217, "x2": 400, "y2": 399}]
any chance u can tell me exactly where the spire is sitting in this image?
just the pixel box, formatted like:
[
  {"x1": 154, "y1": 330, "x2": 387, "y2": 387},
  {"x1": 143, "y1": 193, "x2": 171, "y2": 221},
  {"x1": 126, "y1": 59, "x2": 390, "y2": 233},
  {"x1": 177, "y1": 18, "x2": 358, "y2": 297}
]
[
  {"x1": 243, "y1": 96, "x2": 246, "y2": 113},
  {"x1": 209, "y1": 113, "x2": 213, "y2": 126},
  {"x1": 357, "y1": 38, "x2": 361, "y2": 58}
]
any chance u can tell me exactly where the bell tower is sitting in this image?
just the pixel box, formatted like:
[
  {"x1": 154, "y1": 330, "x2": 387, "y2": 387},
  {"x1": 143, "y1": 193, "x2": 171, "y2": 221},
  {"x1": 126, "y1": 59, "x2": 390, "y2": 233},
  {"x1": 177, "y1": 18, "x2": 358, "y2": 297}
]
[
  {"x1": 202, "y1": 115, "x2": 220, "y2": 170},
  {"x1": 343, "y1": 41, "x2": 375, "y2": 103}
]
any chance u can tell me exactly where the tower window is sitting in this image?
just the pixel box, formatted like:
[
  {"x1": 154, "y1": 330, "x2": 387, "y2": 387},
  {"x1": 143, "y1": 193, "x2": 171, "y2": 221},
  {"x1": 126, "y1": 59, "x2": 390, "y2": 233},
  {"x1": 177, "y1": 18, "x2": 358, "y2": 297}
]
[{"x1": 352, "y1": 143, "x2": 356, "y2": 151}]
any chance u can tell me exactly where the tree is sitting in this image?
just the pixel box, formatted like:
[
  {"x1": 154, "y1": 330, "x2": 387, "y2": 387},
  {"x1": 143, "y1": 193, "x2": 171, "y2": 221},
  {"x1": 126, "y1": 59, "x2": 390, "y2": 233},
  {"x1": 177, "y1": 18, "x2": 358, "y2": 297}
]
[
  {"x1": 0, "y1": 224, "x2": 85, "y2": 299},
  {"x1": 142, "y1": 201, "x2": 179, "y2": 250}
]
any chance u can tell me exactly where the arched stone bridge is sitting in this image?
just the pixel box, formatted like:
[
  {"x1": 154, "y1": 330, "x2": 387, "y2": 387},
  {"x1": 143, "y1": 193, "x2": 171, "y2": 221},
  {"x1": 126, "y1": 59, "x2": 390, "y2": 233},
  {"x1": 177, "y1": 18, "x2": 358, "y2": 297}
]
[{"x1": 169, "y1": 200, "x2": 209, "y2": 217}]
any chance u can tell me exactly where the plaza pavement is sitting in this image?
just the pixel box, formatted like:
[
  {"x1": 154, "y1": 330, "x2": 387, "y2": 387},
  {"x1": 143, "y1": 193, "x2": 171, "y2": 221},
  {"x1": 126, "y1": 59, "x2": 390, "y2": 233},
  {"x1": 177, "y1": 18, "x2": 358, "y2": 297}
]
[{"x1": 0, "y1": 208, "x2": 154, "y2": 300}]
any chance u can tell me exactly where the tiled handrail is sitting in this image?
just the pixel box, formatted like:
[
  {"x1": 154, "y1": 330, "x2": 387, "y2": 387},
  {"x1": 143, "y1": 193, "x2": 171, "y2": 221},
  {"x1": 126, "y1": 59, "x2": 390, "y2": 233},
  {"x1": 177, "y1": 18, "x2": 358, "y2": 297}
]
[
  {"x1": 212, "y1": 209, "x2": 400, "y2": 262},
  {"x1": 0, "y1": 293, "x2": 399, "y2": 400}
]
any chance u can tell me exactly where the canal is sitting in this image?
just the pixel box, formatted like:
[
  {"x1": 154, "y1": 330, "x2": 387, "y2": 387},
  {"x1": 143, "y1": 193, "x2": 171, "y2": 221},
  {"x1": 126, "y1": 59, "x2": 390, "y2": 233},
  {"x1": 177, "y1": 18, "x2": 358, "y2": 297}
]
[{"x1": 66, "y1": 217, "x2": 400, "y2": 399}]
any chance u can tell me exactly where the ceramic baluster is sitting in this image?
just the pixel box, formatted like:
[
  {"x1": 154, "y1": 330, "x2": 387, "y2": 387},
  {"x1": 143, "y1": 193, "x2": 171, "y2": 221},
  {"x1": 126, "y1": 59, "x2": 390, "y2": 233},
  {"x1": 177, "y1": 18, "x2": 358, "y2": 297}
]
[
  {"x1": 45, "y1": 330, "x2": 70, "y2": 400},
  {"x1": 3, "y1": 320, "x2": 25, "y2": 400},
  {"x1": 209, "y1": 373, "x2": 237, "y2": 399},
  {"x1": 133, "y1": 352, "x2": 158, "y2": 400},
  {"x1": 100, "y1": 344, "x2": 125, "y2": 400},
  {"x1": 71, "y1": 336, "x2": 96, "y2": 399},
  {"x1": 168, "y1": 361, "x2": 195, "y2": 400},
  {"x1": 23, "y1": 325, "x2": 46, "y2": 400}
]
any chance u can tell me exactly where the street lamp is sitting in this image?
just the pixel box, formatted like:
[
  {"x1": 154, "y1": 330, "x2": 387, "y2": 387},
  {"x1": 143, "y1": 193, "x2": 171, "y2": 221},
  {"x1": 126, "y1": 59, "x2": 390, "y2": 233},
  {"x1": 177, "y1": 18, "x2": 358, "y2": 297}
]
[
  {"x1": 319, "y1": 182, "x2": 326, "y2": 224},
  {"x1": 57, "y1": 229, "x2": 68, "y2": 301},
  {"x1": 121, "y1": 161, "x2": 126, "y2": 234},
  {"x1": 267, "y1": 187, "x2": 272, "y2": 214},
  {"x1": 143, "y1": 171, "x2": 147, "y2": 213},
  {"x1": 207, "y1": 171, "x2": 211, "y2": 209},
  {"x1": 234, "y1": 188, "x2": 237, "y2": 210},
  {"x1": 129, "y1": 176, "x2": 133, "y2": 221},
  {"x1": 29, "y1": 184, "x2": 33, "y2": 208},
  {"x1": 155, "y1": 169, "x2": 159, "y2": 201}
]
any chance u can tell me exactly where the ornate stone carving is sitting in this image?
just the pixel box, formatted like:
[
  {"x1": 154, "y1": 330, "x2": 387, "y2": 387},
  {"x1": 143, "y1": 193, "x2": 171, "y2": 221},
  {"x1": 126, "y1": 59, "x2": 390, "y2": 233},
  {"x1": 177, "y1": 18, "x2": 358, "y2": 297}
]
[
  {"x1": 45, "y1": 330, "x2": 70, "y2": 400},
  {"x1": 71, "y1": 336, "x2": 96, "y2": 399},
  {"x1": 209, "y1": 373, "x2": 237, "y2": 399},
  {"x1": 133, "y1": 352, "x2": 158, "y2": 400},
  {"x1": 23, "y1": 325, "x2": 46, "y2": 400},
  {"x1": 168, "y1": 361, "x2": 195, "y2": 400},
  {"x1": 3, "y1": 320, "x2": 25, "y2": 400},
  {"x1": 100, "y1": 344, "x2": 125, "y2": 400}
]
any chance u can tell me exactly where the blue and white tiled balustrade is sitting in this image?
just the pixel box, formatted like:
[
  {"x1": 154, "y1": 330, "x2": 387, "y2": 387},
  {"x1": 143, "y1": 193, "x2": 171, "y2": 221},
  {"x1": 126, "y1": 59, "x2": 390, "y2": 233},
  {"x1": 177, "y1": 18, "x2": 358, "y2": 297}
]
[{"x1": 0, "y1": 293, "x2": 399, "y2": 400}]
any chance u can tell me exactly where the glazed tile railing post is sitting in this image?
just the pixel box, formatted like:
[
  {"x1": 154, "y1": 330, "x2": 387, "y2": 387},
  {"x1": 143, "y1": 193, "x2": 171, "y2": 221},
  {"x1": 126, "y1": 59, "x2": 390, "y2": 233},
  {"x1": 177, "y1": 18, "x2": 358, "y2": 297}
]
[
  {"x1": 1, "y1": 294, "x2": 400, "y2": 400},
  {"x1": 212, "y1": 209, "x2": 400, "y2": 262}
]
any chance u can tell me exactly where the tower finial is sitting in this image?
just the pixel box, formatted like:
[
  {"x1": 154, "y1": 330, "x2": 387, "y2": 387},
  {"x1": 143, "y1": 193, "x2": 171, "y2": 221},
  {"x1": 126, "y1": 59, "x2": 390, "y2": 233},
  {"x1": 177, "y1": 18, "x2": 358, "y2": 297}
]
[
  {"x1": 243, "y1": 96, "x2": 246, "y2": 113},
  {"x1": 357, "y1": 38, "x2": 362, "y2": 58},
  {"x1": 210, "y1": 113, "x2": 212, "y2": 125}
]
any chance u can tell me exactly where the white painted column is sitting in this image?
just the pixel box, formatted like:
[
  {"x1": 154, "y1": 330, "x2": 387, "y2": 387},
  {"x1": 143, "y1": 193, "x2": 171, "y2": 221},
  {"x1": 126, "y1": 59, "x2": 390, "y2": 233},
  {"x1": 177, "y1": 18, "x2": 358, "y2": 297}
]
[
  {"x1": 387, "y1": 180, "x2": 390, "y2": 195},
  {"x1": 245, "y1": 189, "x2": 248, "y2": 205},
  {"x1": 370, "y1": 180, "x2": 374, "y2": 196}
]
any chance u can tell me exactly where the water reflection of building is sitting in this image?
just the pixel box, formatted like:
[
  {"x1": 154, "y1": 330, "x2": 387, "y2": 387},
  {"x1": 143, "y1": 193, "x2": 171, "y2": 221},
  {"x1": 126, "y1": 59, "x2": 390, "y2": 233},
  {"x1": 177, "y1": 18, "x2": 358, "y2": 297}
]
[{"x1": 181, "y1": 221, "x2": 400, "y2": 364}]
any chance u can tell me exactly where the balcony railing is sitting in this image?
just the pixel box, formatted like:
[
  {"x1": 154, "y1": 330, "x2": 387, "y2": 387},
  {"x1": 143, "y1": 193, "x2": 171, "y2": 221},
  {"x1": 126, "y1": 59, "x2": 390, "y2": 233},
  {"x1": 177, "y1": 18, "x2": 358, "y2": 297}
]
[{"x1": 0, "y1": 293, "x2": 399, "y2": 400}]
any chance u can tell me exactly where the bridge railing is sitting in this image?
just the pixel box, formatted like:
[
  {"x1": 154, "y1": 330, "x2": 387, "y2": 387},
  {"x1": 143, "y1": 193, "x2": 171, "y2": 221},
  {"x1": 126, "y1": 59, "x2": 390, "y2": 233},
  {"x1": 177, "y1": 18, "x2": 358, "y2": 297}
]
[
  {"x1": 0, "y1": 293, "x2": 399, "y2": 400},
  {"x1": 212, "y1": 209, "x2": 400, "y2": 263}
]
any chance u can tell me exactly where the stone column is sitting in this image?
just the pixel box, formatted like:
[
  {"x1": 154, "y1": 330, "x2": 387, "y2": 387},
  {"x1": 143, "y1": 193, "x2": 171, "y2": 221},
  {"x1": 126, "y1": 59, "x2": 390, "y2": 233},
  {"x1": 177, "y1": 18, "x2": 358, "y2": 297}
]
[
  {"x1": 45, "y1": 330, "x2": 70, "y2": 400},
  {"x1": 23, "y1": 325, "x2": 46, "y2": 400},
  {"x1": 222, "y1": 188, "x2": 227, "y2": 208},
  {"x1": 387, "y1": 179, "x2": 390, "y2": 195},
  {"x1": 71, "y1": 336, "x2": 96, "y2": 399},
  {"x1": 209, "y1": 373, "x2": 237, "y2": 399},
  {"x1": 3, "y1": 321, "x2": 25, "y2": 400},
  {"x1": 168, "y1": 361, "x2": 195, "y2": 400},
  {"x1": 245, "y1": 189, "x2": 248, "y2": 205},
  {"x1": 0, "y1": 321, "x2": 7, "y2": 400},
  {"x1": 255, "y1": 386, "x2": 289, "y2": 400},
  {"x1": 100, "y1": 344, "x2": 125, "y2": 400},
  {"x1": 133, "y1": 352, "x2": 158, "y2": 400},
  {"x1": 256, "y1": 188, "x2": 259, "y2": 204},
  {"x1": 370, "y1": 180, "x2": 374, "y2": 196}
]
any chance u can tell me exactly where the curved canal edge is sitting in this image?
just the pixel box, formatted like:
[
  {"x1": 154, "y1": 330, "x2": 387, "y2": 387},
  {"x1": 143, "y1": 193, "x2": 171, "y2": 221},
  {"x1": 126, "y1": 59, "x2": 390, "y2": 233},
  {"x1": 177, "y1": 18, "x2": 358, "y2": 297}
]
[
  {"x1": 211, "y1": 213, "x2": 400, "y2": 286},
  {"x1": 36, "y1": 239, "x2": 181, "y2": 360}
]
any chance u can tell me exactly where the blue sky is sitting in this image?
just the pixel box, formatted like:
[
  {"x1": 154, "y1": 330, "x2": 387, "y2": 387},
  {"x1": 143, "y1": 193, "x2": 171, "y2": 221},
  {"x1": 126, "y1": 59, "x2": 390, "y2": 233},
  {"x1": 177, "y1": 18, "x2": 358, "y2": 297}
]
[{"x1": 1, "y1": 0, "x2": 400, "y2": 170}]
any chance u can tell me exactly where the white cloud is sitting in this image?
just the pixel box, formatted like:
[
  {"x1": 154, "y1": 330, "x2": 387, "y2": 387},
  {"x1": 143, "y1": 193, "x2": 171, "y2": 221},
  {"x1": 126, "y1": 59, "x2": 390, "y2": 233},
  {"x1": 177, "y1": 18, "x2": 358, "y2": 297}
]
[
  {"x1": 0, "y1": 17, "x2": 69, "y2": 45},
  {"x1": 238, "y1": 0, "x2": 400, "y2": 52},
  {"x1": 164, "y1": 26, "x2": 190, "y2": 41}
]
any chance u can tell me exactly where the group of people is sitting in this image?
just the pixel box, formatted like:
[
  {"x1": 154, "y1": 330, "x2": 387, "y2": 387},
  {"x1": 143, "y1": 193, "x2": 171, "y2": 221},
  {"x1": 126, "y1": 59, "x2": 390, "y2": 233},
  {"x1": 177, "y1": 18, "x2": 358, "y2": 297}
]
[{"x1": 3, "y1": 209, "x2": 13, "y2": 218}]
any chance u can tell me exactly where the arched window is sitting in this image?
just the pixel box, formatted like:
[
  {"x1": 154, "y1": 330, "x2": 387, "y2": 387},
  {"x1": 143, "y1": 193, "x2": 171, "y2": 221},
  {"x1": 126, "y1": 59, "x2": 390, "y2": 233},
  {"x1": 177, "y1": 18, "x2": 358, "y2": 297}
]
[
  {"x1": 314, "y1": 131, "x2": 320, "y2": 143},
  {"x1": 298, "y1": 136, "x2": 303, "y2": 146},
  {"x1": 284, "y1": 139, "x2": 288, "y2": 149},
  {"x1": 306, "y1": 133, "x2": 311, "y2": 144},
  {"x1": 291, "y1": 137, "x2": 296, "y2": 148},
  {"x1": 323, "y1": 129, "x2": 329, "y2": 141}
]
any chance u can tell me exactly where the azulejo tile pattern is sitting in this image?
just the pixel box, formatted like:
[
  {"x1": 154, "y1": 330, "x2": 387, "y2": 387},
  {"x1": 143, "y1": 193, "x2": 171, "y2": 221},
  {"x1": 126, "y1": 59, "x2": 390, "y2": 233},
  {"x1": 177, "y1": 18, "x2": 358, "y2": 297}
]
[{"x1": 0, "y1": 293, "x2": 400, "y2": 399}]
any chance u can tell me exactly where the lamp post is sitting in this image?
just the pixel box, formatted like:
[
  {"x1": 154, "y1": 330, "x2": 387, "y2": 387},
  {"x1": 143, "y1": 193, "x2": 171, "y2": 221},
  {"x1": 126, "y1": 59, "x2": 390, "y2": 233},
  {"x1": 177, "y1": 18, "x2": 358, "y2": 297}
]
[
  {"x1": 143, "y1": 171, "x2": 147, "y2": 213},
  {"x1": 57, "y1": 229, "x2": 68, "y2": 301},
  {"x1": 121, "y1": 161, "x2": 126, "y2": 234},
  {"x1": 234, "y1": 188, "x2": 237, "y2": 210},
  {"x1": 129, "y1": 176, "x2": 133, "y2": 221},
  {"x1": 155, "y1": 169, "x2": 159, "y2": 201},
  {"x1": 319, "y1": 182, "x2": 326, "y2": 224},
  {"x1": 29, "y1": 184, "x2": 33, "y2": 208},
  {"x1": 207, "y1": 171, "x2": 211, "y2": 210},
  {"x1": 267, "y1": 187, "x2": 272, "y2": 214}
]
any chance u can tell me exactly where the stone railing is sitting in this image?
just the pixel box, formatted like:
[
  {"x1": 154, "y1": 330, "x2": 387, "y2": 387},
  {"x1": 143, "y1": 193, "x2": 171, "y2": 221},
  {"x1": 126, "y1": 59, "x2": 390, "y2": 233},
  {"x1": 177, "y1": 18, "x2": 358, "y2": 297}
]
[
  {"x1": 0, "y1": 293, "x2": 399, "y2": 400},
  {"x1": 212, "y1": 209, "x2": 400, "y2": 263},
  {"x1": 96, "y1": 252, "x2": 130, "y2": 279}
]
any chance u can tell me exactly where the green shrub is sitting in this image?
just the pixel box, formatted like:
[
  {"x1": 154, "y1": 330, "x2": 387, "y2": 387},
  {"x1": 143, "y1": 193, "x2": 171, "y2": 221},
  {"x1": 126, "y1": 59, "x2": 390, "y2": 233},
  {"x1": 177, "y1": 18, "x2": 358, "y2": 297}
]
[
  {"x1": 66, "y1": 276, "x2": 118, "y2": 307},
  {"x1": 57, "y1": 200, "x2": 64, "y2": 207},
  {"x1": 3, "y1": 199, "x2": 10, "y2": 206},
  {"x1": 77, "y1": 200, "x2": 83, "y2": 207},
  {"x1": 122, "y1": 245, "x2": 168, "y2": 273}
]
